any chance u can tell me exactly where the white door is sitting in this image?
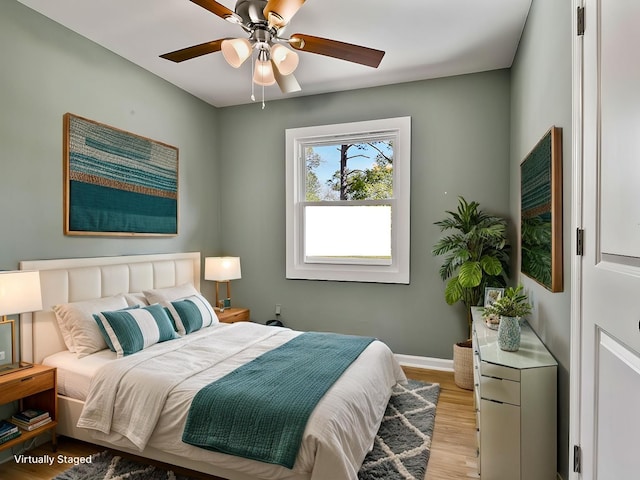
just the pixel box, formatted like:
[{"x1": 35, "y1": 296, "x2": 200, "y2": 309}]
[{"x1": 576, "y1": 0, "x2": 640, "y2": 478}]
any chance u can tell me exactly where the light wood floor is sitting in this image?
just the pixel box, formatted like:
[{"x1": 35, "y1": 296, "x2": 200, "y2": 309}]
[
  {"x1": 404, "y1": 367, "x2": 479, "y2": 480},
  {"x1": 0, "y1": 368, "x2": 478, "y2": 480}
]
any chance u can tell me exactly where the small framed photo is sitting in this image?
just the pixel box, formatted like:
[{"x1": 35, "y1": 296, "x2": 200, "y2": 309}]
[{"x1": 484, "y1": 287, "x2": 504, "y2": 307}]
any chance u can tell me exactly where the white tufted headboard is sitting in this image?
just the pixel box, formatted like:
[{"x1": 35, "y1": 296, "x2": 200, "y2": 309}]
[{"x1": 19, "y1": 252, "x2": 201, "y2": 363}]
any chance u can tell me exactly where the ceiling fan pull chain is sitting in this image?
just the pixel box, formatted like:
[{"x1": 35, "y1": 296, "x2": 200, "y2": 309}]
[{"x1": 262, "y1": 83, "x2": 266, "y2": 109}]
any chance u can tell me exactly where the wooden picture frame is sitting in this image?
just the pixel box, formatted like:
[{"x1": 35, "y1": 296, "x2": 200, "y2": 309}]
[
  {"x1": 63, "y1": 113, "x2": 178, "y2": 237},
  {"x1": 520, "y1": 126, "x2": 563, "y2": 292}
]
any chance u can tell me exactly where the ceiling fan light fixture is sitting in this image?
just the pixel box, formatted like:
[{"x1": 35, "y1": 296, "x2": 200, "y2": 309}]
[
  {"x1": 221, "y1": 38, "x2": 253, "y2": 68},
  {"x1": 253, "y1": 58, "x2": 276, "y2": 86},
  {"x1": 271, "y1": 44, "x2": 299, "y2": 75}
]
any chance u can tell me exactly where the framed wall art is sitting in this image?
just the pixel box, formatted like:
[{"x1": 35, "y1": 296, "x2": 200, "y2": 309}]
[
  {"x1": 520, "y1": 126, "x2": 563, "y2": 292},
  {"x1": 63, "y1": 113, "x2": 178, "y2": 236}
]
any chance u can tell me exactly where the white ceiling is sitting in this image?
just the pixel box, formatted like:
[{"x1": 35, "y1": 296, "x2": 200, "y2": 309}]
[{"x1": 17, "y1": 0, "x2": 531, "y2": 108}]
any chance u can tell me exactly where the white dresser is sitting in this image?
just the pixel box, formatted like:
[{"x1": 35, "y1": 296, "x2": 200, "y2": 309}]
[{"x1": 471, "y1": 307, "x2": 557, "y2": 480}]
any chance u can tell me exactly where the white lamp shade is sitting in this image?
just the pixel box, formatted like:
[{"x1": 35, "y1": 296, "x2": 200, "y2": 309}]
[
  {"x1": 205, "y1": 257, "x2": 242, "y2": 281},
  {"x1": 253, "y1": 58, "x2": 276, "y2": 86},
  {"x1": 221, "y1": 38, "x2": 253, "y2": 68},
  {"x1": 0, "y1": 271, "x2": 42, "y2": 316},
  {"x1": 271, "y1": 44, "x2": 299, "y2": 76}
]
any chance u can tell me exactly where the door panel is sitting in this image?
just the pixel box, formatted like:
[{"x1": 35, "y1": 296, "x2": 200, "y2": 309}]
[
  {"x1": 599, "y1": 0, "x2": 640, "y2": 257},
  {"x1": 595, "y1": 330, "x2": 640, "y2": 478}
]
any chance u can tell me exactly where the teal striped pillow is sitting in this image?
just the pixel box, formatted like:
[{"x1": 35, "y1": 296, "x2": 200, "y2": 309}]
[
  {"x1": 167, "y1": 294, "x2": 218, "y2": 335},
  {"x1": 93, "y1": 305, "x2": 140, "y2": 352},
  {"x1": 94, "y1": 304, "x2": 178, "y2": 357}
]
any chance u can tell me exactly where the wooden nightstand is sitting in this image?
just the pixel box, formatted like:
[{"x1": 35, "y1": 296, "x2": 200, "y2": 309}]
[
  {"x1": 216, "y1": 307, "x2": 250, "y2": 323},
  {"x1": 0, "y1": 364, "x2": 58, "y2": 452}
]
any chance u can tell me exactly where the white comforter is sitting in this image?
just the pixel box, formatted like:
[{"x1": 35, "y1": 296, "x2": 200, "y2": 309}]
[{"x1": 77, "y1": 322, "x2": 406, "y2": 480}]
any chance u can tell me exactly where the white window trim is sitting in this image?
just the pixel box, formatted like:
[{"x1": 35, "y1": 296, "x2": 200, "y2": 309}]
[{"x1": 286, "y1": 116, "x2": 411, "y2": 284}]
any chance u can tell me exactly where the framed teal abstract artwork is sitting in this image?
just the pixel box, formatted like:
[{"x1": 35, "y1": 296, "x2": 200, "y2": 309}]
[
  {"x1": 520, "y1": 126, "x2": 563, "y2": 292},
  {"x1": 63, "y1": 113, "x2": 178, "y2": 236}
]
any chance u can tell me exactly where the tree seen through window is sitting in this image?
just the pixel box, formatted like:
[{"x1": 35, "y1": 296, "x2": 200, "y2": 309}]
[{"x1": 305, "y1": 141, "x2": 393, "y2": 201}]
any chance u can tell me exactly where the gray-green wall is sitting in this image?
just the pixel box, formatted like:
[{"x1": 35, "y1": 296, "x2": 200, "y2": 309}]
[
  {"x1": 510, "y1": 0, "x2": 572, "y2": 478},
  {"x1": 218, "y1": 71, "x2": 512, "y2": 359}
]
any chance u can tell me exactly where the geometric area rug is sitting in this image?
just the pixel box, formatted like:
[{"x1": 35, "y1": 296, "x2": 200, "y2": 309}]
[
  {"x1": 358, "y1": 379, "x2": 440, "y2": 480},
  {"x1": 52, "y1": 450, "x2": 195, "y2": 480},
  {"x1": 54, "y1": 379, "x2": 439, "y2": 480}
]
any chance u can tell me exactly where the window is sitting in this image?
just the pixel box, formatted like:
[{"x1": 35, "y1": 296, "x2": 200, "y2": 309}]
[{"x1": 286, "y1": 117, "x2": 410, "y2": 283}]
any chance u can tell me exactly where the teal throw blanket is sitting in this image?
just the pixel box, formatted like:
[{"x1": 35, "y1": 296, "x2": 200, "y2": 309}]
[{"x1": 182, "y1": 332, "x2": 375, "y2": 468}]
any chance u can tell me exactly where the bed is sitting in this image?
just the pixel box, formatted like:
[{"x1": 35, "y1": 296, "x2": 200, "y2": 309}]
[{"x1": 19, "y1": 252, "x2": 406, "y2": 480}]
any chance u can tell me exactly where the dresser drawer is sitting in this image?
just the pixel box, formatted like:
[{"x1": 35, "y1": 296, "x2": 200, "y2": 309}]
[
  {"x1": 0, "y1": 370, "x2": 54, "y2": 404},
  {"x1": 480, "y1": 375, "x2": 521, "y2": 406},
  {"x1": 481, "y1": 361, "x2": 521, "y2": 382}
]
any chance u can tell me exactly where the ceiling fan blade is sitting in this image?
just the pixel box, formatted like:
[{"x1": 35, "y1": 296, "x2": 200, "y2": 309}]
[
  {"x1": 264, "y1": 0, "x2": 305, "y2": 28},
  {"x1": 272, "y1": 62, "x2": 302, "y2": 93},
  {"x1": 289, "y1": 34, "x2": 385, "y2": 68},
  {"x1": 160, "y1": 38, "x2": 227, "y2": 63},
  {"x1": 190, "y1": 0, "x2": 236, "y2": 20}
]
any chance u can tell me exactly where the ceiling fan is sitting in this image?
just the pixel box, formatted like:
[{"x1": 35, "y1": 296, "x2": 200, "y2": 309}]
[{"x1": 160, "y1": 0, "x2": 385, "y2": 96}]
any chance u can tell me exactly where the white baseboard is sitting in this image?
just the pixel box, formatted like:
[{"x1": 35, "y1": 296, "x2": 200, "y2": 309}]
[{"x1": 395, "y1": 354, "x2": 453, "y2": 371}]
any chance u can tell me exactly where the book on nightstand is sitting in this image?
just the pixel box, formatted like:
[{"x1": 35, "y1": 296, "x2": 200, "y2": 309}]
[
  {"x1": 0, "y1": 420, "x2": 20, "y2": 444},
  {"x1": 0, "y1": 430, "x2": 21, "y2": 444},
  {"x1": 12, "y1": 409, "x2": 49, "y2": 424},
  {"x1": 10, "y1": 409, "x2": 51, "y2": 431},
  {"x1": 11, "y1": 416, "x2": 52, "y2": 431}
]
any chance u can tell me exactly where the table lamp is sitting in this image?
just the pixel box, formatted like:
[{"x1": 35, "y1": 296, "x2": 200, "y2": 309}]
[
  {"x1": 204, "y1": 257, "x2": 241, "y2": 311},
  {"x1": 0, "y1": 270, "x2": 42, "y2": 374}
]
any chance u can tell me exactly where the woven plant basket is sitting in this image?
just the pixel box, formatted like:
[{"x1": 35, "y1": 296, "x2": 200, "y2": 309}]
[{"x1": 453, "y1": 340, "x2": 474, "y2": 390}]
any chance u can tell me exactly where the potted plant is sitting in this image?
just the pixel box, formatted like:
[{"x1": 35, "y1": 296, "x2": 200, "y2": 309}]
[
  {"x1": 432, "y1": 197, "x2": 510, "y2": 389},
  {"x1": 482, "y1": 284, "x2": 532, "y2": 318},
  {"x1": 482, "y1": 285, "x2": 532, "y2": 351}
]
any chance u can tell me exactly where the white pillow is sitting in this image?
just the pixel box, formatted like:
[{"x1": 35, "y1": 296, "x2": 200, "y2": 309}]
[
  {"x1": 143, "y1": 283, "x2": 198, "y2": 304},
  {"x1": 52, "y1": 294, "x2": 128, "y2": 357},
  {"x1": 52, "y1": 306, "x2": 76, "y2": 353},
  {"x1": 125, "y1": 293, "x2": 149, "y2": 307}
]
